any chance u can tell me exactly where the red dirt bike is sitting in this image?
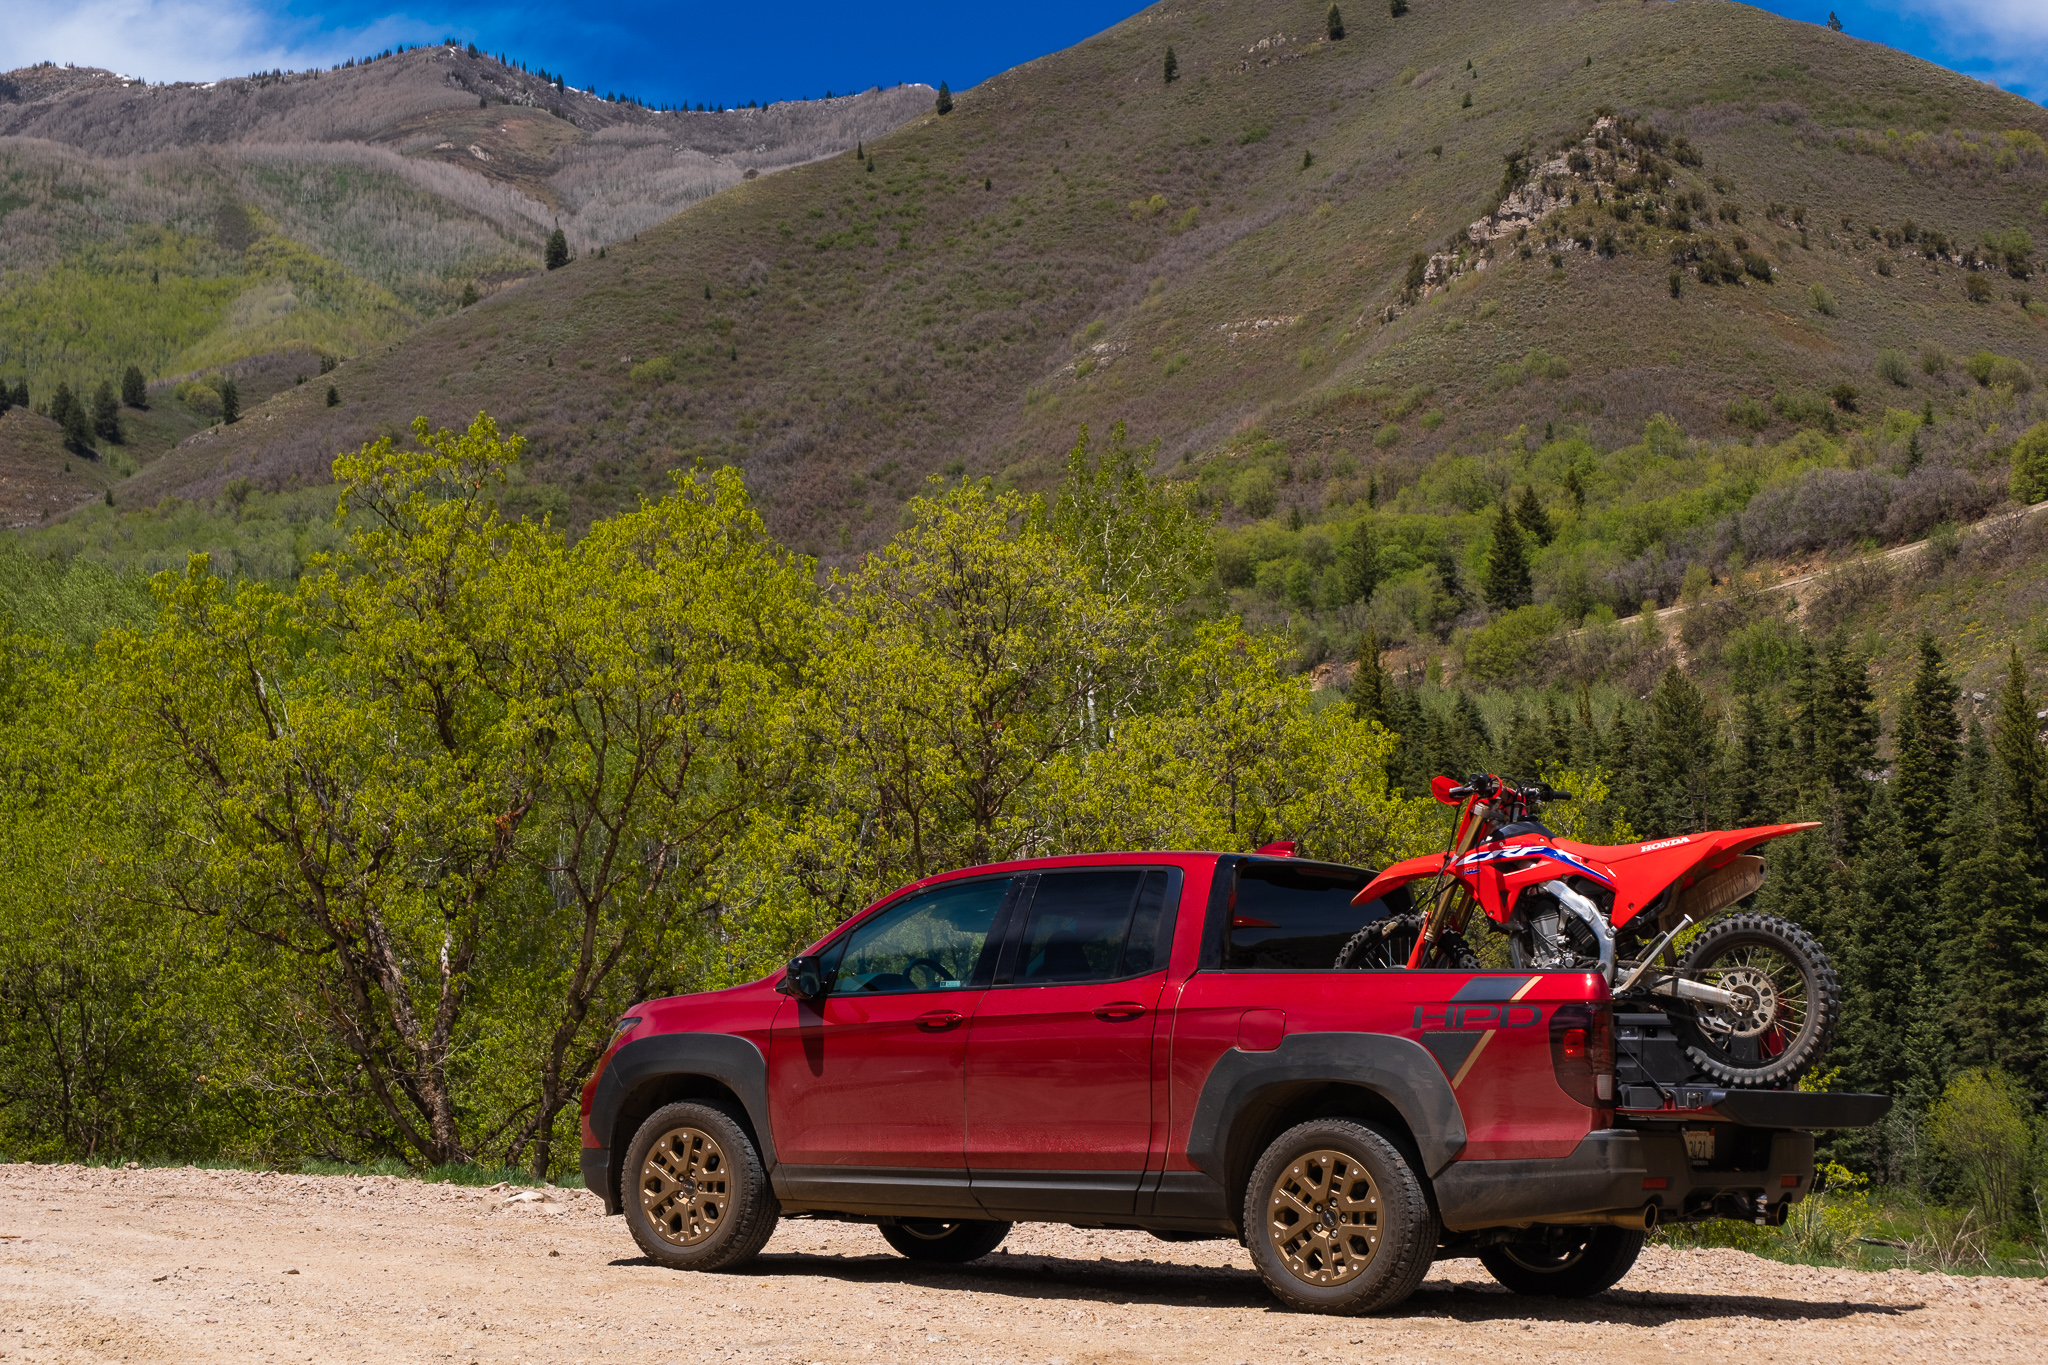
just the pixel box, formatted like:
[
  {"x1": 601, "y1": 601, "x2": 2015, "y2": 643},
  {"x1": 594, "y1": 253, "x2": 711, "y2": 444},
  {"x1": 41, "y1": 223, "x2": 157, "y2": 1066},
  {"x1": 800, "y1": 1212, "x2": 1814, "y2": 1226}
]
[{"x1": 1338, "y1": 774, "x2": 1840, "y2": 1089}]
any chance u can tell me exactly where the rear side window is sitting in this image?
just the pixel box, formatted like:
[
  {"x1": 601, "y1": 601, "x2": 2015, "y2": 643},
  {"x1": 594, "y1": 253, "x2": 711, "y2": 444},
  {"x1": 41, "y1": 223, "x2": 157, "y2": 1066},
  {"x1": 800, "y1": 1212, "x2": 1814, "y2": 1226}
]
[
  {"x1": 1007, "y1": 868, "x2": 1177, "y2": 984},
  {"x1": 1220, "y1": 859, "x2": 1410, "y2": 970}
]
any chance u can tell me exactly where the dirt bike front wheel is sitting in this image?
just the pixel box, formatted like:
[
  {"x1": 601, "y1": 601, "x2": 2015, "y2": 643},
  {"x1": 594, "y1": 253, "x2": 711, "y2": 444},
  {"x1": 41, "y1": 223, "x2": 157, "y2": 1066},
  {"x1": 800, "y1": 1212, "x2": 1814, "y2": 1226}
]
[{"x1": 1670, "y1": 912, "x2": 1840, "y2": 1088}]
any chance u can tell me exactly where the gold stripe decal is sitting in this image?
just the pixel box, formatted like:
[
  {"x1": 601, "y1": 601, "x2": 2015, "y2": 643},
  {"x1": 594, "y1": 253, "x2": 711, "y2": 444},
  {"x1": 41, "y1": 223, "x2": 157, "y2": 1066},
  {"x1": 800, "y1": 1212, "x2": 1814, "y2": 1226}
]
[{"x1": 1449, "y1": 1029, "x2": 1495, "y2": 1088}]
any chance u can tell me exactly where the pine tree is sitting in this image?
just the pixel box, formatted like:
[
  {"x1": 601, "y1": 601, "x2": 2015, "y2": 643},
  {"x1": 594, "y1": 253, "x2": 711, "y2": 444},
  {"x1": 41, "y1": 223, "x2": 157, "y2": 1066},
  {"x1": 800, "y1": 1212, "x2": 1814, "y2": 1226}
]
[
  {"x1": 460, "y1": 281, "x2": 480, "y2": 307},
  {"x1": 121, "y1": 364, "x2": 147, "y2": 408},
  {"x1": 91, "y1": 379, "x2": 122, "y2": 443},
  {"x1": 934, "y1": 82, "x2": 953, "y2": 115},
  {"x1": 1992, "y1": 647, "x2": 2048, "y2": 864},
  {"x1": 1349, "y1": 629, "x2": 1390, "y2": 729},
  {"x1": 1827, "y1": 11, "x2": 1844, "y2": 32},
  {"x1": 1512, "y1": 484, "x2": 1555, "y2": 546},
  {"x1": 1835, "y1": 788, "x2": 1937, "y2": 1101},
  {"x1": 50, "y1": 382, "x2": 94, "y2": 454},
  {"x1": 1164, "y1": 48, "x2": 1178, "y2": 84},
  {"x1": 1389, "y1": 0, "x2": 1409, "y2": 15},
  {"x1": 1646, "y1": 665, "x2": 1719, "y2": 832},
  {"x1": 545, "y1": 228, "x2": 570, "y2": 270},
  {"x1": 1482, "y1": 499, "x2": 1531, "y2": 610},
  {"x1": 219, "y1": 377, "x2": 240, "y2": 425},
  {"x1": 1893, "y1": 636, "x2": 1961, "y2": 879},
  {"x1": 1327, "y1": 4, "x2": 1346, "y2": 40},
  {"x1": 326, "y1": 385, "x2": 340, "y2": 407},
  {"x1": 1336, "y1": 517, "x2": 1381, "y2": 604}
]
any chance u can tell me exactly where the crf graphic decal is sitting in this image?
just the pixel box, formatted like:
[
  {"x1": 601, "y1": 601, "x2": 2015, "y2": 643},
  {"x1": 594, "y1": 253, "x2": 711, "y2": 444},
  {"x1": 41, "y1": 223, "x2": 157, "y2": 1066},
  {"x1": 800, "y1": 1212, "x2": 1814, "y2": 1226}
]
[{"x1": 1451, "y1": 843, "x2": 1615, "y2": 886}]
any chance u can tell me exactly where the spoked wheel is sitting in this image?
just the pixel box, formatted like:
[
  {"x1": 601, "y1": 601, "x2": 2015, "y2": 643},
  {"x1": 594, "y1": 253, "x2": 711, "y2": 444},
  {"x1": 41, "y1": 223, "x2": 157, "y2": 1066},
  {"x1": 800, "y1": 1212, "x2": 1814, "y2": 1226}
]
[
  {"x1": 1671, "y1": 913, "x2": 1840, "y2": 1087},
  {"x1": 1243, "y1": 1119, "x2": 1437, "y2": 1314},
  {"x1": 622, "y1": 1101, "x2": 779, "y2": 1271},
  {"x1": 1479, "y1": 1226, "x2": 1644, "y2": 1297},
  {"x1": 878, "y1": 1218, "x2": 1011, "y2": 1263}
]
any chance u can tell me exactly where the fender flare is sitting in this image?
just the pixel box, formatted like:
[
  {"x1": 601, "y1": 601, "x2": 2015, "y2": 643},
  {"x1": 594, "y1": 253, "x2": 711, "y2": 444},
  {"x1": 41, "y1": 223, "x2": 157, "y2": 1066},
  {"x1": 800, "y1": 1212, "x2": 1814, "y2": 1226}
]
[
  {"x1": 1184, "y1": 1032, "x2": 1467, "y2": 1191},
  {"x1": 589, "y1": 1032, "x2": 775, "y2": 1189}
]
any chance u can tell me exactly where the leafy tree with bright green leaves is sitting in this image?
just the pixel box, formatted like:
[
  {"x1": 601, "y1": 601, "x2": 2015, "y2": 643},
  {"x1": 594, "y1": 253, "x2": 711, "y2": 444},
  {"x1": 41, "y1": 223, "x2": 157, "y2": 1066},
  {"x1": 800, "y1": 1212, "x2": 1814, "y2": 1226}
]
[
  {"x1": 121, "y1": 365, "x2": 147, "y2": 409},
  {"x1": 2010, "y1": 421, "x2": 2048, "y2": 503},
  {"x1": 1482, "y1": 499, "x2": 1531, "y2": 610}
]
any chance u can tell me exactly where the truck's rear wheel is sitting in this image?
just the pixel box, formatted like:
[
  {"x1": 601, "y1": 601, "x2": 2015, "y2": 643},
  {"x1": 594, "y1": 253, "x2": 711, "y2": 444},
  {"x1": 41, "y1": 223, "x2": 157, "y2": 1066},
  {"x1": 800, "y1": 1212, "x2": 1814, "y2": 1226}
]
[
  {"x1": 878, "y1": 1218, "x2": 1011, "y2": 1262},
  {"x1": 622, "y1": 1101, "x2": 779, "y2": 1271},
  {"x1": 1243, "y1": 1119, "x2": 1437, "y2": 1315},
  {"x1": 1478, "y1": 1225, "x2": 1643, "y2": 1297}
]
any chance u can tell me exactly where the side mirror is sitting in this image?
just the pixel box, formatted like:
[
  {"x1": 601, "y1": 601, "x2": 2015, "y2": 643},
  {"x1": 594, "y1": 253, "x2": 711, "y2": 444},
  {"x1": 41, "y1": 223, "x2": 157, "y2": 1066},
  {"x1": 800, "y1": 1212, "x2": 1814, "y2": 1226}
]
[{"x1": 777, "y1": 955, "x2": 828, "y2": 999}]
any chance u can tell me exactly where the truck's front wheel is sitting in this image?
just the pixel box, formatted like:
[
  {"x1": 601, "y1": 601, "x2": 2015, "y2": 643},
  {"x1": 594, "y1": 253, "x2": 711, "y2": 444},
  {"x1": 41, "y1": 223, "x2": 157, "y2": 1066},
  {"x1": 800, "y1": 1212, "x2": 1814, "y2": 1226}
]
[
  {"x1": 1243, "y1": 1119, "x2": 1438, "y2": 1314},
  {"x1": 622, "y1": 1101, "x2": 779, "y2": 1272}
]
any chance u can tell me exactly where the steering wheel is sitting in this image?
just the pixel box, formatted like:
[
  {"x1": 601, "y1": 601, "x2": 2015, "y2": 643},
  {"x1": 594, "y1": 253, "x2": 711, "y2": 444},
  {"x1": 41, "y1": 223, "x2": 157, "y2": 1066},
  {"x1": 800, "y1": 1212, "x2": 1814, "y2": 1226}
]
[{"x1": 902, "y1": 957, "x2": 951, "y2": 990}]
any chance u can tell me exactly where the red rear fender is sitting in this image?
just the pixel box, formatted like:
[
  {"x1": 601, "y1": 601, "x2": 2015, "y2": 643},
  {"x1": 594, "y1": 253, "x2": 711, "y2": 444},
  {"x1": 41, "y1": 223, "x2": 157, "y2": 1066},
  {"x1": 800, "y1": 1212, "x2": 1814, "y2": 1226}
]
[{"x1": 1353, "y1": 854, "x2": 1446, "y2": 905}]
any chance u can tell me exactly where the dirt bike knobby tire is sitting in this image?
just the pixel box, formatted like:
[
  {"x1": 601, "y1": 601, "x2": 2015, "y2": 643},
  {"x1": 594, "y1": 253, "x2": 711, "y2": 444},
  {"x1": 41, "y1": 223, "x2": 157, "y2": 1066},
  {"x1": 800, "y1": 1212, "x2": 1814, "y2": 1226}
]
[{"x1": 1670, "y1": 912, "x2": 1840, "y2": 1088}]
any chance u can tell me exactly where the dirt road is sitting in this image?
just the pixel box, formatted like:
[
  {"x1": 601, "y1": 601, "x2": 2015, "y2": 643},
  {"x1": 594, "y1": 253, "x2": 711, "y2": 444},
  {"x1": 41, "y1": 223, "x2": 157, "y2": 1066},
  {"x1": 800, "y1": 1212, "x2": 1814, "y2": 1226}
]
[{"x1": 2, "y1": 1164, "x2": 2042, "y2": 1364}]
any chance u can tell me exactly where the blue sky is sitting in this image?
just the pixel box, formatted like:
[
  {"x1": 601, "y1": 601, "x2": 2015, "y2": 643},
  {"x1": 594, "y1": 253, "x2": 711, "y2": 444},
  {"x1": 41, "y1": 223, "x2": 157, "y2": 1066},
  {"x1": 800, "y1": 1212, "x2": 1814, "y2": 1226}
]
[{"x1": 2, "y1": 2, "x2": 2042, "y2": 109}]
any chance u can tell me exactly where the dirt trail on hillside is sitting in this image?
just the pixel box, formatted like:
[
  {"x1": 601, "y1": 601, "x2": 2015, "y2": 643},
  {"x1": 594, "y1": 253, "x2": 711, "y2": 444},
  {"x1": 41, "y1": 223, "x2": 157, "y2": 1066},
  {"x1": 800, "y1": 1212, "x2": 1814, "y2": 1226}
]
[{"x1": 2, "y1": 1164, "x2": 2042, "y2": 1364}]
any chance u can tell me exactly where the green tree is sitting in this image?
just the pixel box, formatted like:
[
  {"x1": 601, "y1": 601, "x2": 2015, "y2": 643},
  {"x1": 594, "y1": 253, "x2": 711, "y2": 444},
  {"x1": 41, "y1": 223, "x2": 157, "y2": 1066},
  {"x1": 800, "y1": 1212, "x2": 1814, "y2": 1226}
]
[
  {"x1": 1645, "y1": 665, "x2": 1719, "y2": 832},
  {"x1": 459, "y1": 281, "x2": 480, "y2": 307},
  {"x1": 1482, "y1": 499, "x2": 1531, "y2": 610},
  {"x1": 1892, "y1": 636, "x2": 1961, "y2": 879},
  {"x1": 934, "y1": 81, "x2": 953, "y2": 115},
  {"x1": 545, "y1": 228, "x2": 570, "y2": 270},
  {"x1": 218, "y1": 377, "x2": 239, "y2": 425},
  {"x1": 120, "y1": 365, "x2": 147, "y2": 409},
  {"x1": 1348, "y1": 629, "x2": 1390, "y2": 729},
  {"x1": 1335, "y1": 516, "x2": 1381, "y2": 604},
  {"x1": 1512, "y1": 484, "x2": 1555, "y2": 546},
  {"x1": 1327, "y1": 4, "x2": 1346, "y2": 39},
  {"x1": 325, "y1": 385, "x2": 340, "y2": 407},
  {"x1": 1826, "y1": 10, "x2": 1844, "y2": 32},
  {"x1": 1164, "y1": 47, "x2": 1178, "y2": 83},
  {"x1": 1992, "y1": 648, "x2": 2048, "y2": 865},
  {"x1": 1390, "y1": 0, "x2": 1409, "y2": 15},
  {"x1": 2010, "y1": 422, "x2": 2048, "y2": 503},
  {"x1": 91, "y1": 380, "x2": 122, "y2": 444},
  {"x1": 49, "y1": 382, "x2": 93, "y2": 455}
]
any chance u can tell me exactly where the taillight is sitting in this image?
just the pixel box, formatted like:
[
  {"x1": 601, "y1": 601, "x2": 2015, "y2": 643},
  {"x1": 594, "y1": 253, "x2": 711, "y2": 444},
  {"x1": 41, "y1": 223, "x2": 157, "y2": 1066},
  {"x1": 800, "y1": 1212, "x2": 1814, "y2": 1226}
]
[{"x1": 1550, "y1": 1003, "x2": 1615, "y2": 1118}]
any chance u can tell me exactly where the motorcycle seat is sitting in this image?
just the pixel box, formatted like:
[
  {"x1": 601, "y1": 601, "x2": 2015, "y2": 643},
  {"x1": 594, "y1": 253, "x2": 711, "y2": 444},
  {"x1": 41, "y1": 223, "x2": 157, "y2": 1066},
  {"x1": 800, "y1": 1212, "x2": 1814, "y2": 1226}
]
[{"x1": 1496, "y1": 820, "x2": 1556, "y2": 839}]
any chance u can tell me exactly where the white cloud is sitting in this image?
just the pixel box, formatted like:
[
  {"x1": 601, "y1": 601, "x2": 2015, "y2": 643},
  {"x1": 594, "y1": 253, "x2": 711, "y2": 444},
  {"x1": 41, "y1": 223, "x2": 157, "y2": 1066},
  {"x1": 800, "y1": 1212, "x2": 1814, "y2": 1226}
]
[
  {"x1": 0, "y1": 1, "x2": 418, "y2": 85},
  {"x1": 1891, "y1": 0, "x2": 2048, "y2": 43}
]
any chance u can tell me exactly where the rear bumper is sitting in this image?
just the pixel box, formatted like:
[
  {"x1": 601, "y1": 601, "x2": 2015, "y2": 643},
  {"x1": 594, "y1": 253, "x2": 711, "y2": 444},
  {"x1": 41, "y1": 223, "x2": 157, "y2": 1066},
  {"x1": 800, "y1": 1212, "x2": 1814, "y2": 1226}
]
[
  {"x1": 581, "y1": 1146, "x2": 617, "y2": 1215},
  {"x1": 1433, "y1": 1126, "x2": 1814, "y2": 1232}
]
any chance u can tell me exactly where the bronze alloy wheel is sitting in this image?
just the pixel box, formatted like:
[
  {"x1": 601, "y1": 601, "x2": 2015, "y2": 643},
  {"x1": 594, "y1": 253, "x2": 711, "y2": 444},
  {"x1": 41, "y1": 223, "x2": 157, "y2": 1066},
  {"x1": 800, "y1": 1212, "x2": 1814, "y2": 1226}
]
[
  {"x1": 637, "y1": 1125, "x2": 731, "y2": 1248},
  {"x1": 1265, "y1": 1147, "x2": 1382, "y2": 1287}
]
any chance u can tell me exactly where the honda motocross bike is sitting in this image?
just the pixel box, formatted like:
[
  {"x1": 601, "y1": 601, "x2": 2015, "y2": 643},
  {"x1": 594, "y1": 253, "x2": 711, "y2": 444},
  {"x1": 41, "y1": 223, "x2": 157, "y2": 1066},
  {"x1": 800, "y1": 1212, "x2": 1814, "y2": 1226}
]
[{"x1": 1338, "y1": 774, "x2": 1841, "y2": 1088}]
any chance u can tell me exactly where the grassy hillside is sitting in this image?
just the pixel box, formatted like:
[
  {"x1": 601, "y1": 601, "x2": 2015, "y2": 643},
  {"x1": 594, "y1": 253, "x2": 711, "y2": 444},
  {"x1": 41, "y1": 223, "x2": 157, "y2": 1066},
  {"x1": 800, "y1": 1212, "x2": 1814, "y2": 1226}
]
[
  {"x1": 0, "y1": 51, "x2": 928, "y2": 417},
  {"x1": 91, "y1": 0, "x2": 2045, "y2": 564}
]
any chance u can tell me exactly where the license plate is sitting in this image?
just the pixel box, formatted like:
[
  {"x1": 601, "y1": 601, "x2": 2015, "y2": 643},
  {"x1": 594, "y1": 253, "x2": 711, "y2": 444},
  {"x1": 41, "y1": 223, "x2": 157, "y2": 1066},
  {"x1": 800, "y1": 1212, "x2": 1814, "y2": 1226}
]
[{"x1": 1685, "y1": 1129, "x2": 1716, "y2": 1162}]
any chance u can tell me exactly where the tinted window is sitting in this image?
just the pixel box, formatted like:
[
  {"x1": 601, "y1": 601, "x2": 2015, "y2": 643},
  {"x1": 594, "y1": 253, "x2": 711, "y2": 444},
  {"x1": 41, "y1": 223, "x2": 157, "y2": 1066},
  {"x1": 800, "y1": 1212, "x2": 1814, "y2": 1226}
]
[
  {"x1": 1012, "y1": 869, "x2": 1174, "y2": 984},
  {"x1": 1223, "y1": 861, "x2": 1410, "y2": 970},
  {"x1": 830, "y1": 878, "x2": 1010, "y2": 994}
]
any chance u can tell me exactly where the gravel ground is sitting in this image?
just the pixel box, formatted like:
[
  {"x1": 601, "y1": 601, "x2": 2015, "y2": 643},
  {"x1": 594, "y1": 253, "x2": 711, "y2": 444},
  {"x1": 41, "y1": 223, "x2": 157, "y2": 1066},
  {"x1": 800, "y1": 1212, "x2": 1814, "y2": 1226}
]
[{"x1": 2, "y1": 1163, "x2": 2044, "y2": 1364}]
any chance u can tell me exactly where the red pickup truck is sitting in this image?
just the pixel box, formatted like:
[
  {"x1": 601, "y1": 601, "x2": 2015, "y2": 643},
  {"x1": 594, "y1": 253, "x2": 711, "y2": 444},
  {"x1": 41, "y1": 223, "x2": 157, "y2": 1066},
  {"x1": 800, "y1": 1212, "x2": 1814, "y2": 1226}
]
[{"x1": 580, "y1": 851, "x2": 1886, "y2": 1314}]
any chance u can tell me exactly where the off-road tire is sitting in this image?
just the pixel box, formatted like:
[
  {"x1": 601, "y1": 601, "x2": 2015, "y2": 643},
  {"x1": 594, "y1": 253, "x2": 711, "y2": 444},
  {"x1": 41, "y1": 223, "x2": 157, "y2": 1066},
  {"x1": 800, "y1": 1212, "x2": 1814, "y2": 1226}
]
[
  {"x1": 1478, "y1": 1226, "x2": 1644, "y2": 1296},
  {"x1": 1243, "y1": 1119, "x2": 1438, "y2": 1315},
  {"x1": 622, "y1": 1100, "x2": 779, "y2": 1271},
  {"x1": 878, "y1": 1218, "x2": 1012, "y2": 1263},
  {"x1": 1671, "y1": 912, "x2": 1840, "y2": 1088}
]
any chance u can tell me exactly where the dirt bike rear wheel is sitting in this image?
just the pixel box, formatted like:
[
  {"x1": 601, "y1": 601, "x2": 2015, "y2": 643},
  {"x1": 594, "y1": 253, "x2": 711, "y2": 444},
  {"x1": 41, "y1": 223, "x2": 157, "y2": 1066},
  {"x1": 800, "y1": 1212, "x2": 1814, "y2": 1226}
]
[{"x1": 1670, "y1": 912, "x2": 1839, "y2": 1088}]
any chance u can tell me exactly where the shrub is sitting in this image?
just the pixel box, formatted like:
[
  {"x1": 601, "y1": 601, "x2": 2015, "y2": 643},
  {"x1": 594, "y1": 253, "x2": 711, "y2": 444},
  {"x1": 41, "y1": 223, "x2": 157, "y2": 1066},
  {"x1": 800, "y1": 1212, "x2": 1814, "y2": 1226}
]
[
  {"x1": 1965, "y1": 349, "x2": 2036, "y2": 393},
  {"x1": 1876, "y1": 349, "x2": 1910, "y2": 386},
  {"x1": 2011, "y1": 422, "x2": 2048, "y2": 503},
  {"x1": 1670, "y1": 271, "x2": 1684, "y2": 298},
  {"x1": 1390, "y1": 0, "x2": 1408, "y2": 14},
  {"x1": 1373, "y1": 423, "x2": 1400, "y2": 449},
  {"x1": 1829, "y1": 383, "x2": 1859, "y2": 412},
  {"x1": 1921, "y1": 345, "x2": 1950, "y2": 377},
  {"x1": 1808, "y1": 283, "x2": 1837, "y2": 315},
  {"x1": 1235, "y1": 469, "x2": 1277, "y2": 517},
  {"x1": 1965, "y1": 272, "x2": 1993, "y2": 302},
  {"x1": 1463, "y1": 604, "x2": 1564, "y2": 682},
  {"x1": 630, "y1": 356, "x2": 677, "y2": 385},
  {"x1": 1929, "y1": 1069, "x2": 2035, "y2": 1226},
  {"x1": 1742, "y1": 251, "x2": 1774, "y2": 282},
  {"x1": 1725, "y1": 395, "x2": 1770, "y2": 431}
]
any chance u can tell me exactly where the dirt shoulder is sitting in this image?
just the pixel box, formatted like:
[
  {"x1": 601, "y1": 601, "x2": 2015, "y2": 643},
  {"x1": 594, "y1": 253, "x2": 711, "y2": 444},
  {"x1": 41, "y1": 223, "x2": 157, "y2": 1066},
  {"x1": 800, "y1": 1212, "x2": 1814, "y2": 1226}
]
[{"x1": 2, "y1": 1163, "x2": 2043, "y2": 1364}]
